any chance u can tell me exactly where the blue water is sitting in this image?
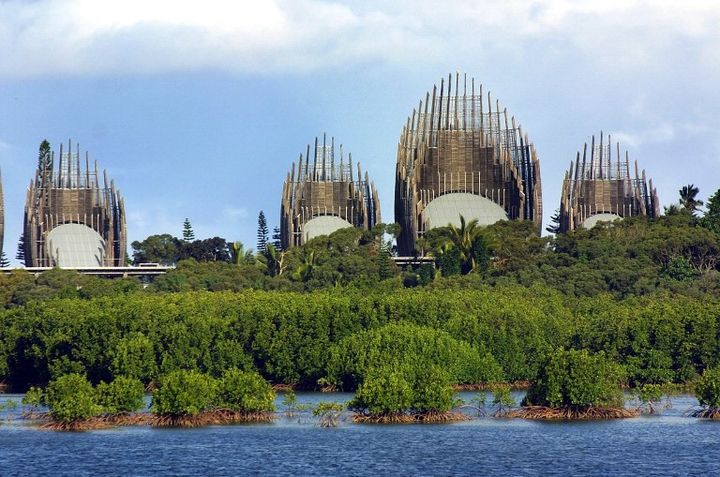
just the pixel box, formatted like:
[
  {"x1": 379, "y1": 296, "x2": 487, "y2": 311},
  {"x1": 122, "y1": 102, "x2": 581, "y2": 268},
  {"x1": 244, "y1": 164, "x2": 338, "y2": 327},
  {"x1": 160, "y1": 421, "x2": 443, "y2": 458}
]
[{"x1": 1, "y1": 392, "x2": 718, "y2": 476}]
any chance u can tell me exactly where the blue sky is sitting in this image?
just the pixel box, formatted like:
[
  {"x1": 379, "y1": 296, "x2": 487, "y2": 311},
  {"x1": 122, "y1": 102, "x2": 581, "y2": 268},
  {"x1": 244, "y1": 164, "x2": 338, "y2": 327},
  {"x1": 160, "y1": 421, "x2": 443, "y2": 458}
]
[{"x1": 1, "y1": 0, "x2": 719, "y2": 264}]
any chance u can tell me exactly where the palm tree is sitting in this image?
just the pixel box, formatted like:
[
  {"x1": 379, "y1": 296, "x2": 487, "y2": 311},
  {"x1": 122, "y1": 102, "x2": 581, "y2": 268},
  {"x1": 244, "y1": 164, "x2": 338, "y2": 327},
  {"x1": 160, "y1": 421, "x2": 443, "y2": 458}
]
[
  {"x1": 231, "y1": 241, "x2": 254, "y2": 265},
  {"x1": 292, "y1": 250, "x2": 316, "y2": 282},
  {"x1": 434, "y1": 215, "x2": 494, "y2": 274},
  {"x1": 679, "y1": 184, "x2": 703, "y2": 215},
  {"x1": 258, "y1": 243, "x2": 286, "y2": 277}
]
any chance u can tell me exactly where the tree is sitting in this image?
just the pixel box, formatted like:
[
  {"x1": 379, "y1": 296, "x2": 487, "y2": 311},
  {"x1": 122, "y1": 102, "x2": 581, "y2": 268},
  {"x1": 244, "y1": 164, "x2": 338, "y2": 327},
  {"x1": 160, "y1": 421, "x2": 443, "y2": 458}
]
[
  {"x1": 15, "y1": 234, "x2": 25, "y2": 263},
  {"x1": 378, "y1": 239, "x2": 394, "y2": 280},
  {"x1": 131, "y1": 234, "x2": 179, "y2": 265},
  {"x1": 259, "y1": 243, "x2": 286, "y2": 277},
  {"x1": 522, "y1": 348, "x2": 625, "y2": 410},
  {"x1": 0, "y1": 251, "x2": 9, "y2": 268},
  {"x1": 349, "y1": 366, "x2": 414, "y2": 416},
  {"x1": 96, "y1": 376, "x2": 145, "y2": 414},
  {"x1": 426, "y1": 215, "x2": 493, "y2": 274},
  {"x1": 152, "y1": 370, "x2": 217, "y2": 417},
  {"x1": 182, "y1": 218, "x2": 195, "y2": 242},
  {"x1": 292, "y1": 250, "x2": 316, "y2": 282},
  {"x1": 178, "y1": 237, "x2": 231, "y2": 262},
  {"x1": 37, "y1": 139, "x2": 52, "y2": 188},
  {"x1": 695, "y1": 367, "x2": 720, "y2": 409},
  {"x1": 257, "y1": 211, "x2": 269, "y2": 254},
  {"x1": 231, "y1": 241, "x2": 254, "y2": 265},
  {"x1": 216, "y1": 368, "x2": 276, "y2": 413},
  {"x1": 679, "y1": 184, "x2": 703, "y2": 215},
  {"x1": 701, "y1": 188, "x2": 720, "y2": 233},
  {"x1": 546, "y1": 209, "x2": 561, "y2": 234},
  {"x1": 272, "y1": 226, "x2": 282, "y2": 251},
  {"x1": 45, "y1": 373, "x2": 101, "y2": 423}
]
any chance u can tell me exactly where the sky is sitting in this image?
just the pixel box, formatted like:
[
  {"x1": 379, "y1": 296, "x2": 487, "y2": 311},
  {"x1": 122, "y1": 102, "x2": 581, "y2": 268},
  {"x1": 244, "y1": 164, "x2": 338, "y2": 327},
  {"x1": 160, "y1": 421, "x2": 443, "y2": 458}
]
[{"x1": 1, "y1": 0, "x2": 719, "y2": 264}]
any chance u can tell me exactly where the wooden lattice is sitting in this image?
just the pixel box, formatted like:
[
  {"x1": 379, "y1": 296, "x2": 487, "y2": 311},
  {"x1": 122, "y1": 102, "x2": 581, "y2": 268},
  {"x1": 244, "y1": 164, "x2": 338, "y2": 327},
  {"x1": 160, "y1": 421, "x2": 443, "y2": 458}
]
[
  {"x1": 559, "y1": 132, "x2": 660, "y2": 232},
  {"x1": 23, "y1": 140, "x2": 127, "y2": 266},
  {"x1": 281, "y1": 134, "x2": 381, "y2": 248},
  {"x1": 395, "y1": 73, "x2": 542, "y2": 255}
]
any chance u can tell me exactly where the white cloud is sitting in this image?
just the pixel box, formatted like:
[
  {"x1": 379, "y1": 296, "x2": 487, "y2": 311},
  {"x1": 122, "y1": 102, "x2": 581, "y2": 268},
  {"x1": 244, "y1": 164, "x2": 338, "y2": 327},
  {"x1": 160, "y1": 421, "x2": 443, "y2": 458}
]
[
  {"x1": 221, "y1": 207, "x2": 248, "y2": 223},
  {"x1": 1, "y1": 0, "x2": 720, "y2": 77},
  {"x1": 611, "y1": 121, "x2": 712, "y2": 149}
]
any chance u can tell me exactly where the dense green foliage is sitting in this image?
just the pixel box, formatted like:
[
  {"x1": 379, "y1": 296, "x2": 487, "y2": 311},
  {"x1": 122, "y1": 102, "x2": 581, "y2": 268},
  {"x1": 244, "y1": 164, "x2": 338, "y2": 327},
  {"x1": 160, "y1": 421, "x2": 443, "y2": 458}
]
[
  {"x1": 217, "y1": 368, "x2": 275, "y2": 412},
  {"x1": 151, "y1": 370, "x2": 217, "y2": 416},
  {"x1": 349, "y1": 364, "x2": 456, "y2": 415},
  {"x1": 96, "y1": 376, "x2": 145, "y2": 414},
  {"x1": 523, "y1": 349, "x2": 625, "y2": 409},
  {"x1": 695, "y1": 367, "x2": 720, "y2": 409},
  {"x1": 327, "y1": 322, "x2": 502, "y2": 388},
  {"x1": 1, "y1": 286, "x2": 720, "y2": 391},
  {"x1": 3, "y1": 199, "x2": 720, "y2": 394},
  {"x1": 45, "y1": 374, "x2": 101, "y2": 422},
  {"x1": 350, "y1": 367, "x2": 414, "y2": 415},
  {"x1": 151, "y1": 368, "x2": 275, "y2": 417},
  {"x1": 411, "y1": 365, "x2": 456, "y2": 413}
]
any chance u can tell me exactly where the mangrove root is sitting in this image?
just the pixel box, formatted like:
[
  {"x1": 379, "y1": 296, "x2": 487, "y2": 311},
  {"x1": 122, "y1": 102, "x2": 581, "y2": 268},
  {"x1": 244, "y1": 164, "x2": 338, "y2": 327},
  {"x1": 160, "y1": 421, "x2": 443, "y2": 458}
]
[{"x1": 507, "y1": 406, "x2": 639, "y2": 420}]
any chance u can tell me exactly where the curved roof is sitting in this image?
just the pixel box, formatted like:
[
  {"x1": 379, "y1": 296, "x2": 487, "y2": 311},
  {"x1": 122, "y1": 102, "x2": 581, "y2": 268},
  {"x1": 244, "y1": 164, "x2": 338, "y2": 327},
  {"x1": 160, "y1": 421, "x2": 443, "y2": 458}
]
[
  {"x1": 582, "y1": 213, "x2": 622, "y2": 229},
  {"x1": 46, "y1": 223, "x2": 105, "y2": 267},
  {"x1": 302, "y1": 215, "x2": 353, "y2": 243},
  {"x1": 422, "y1": 193, "x2": 508, "y2": 230}
]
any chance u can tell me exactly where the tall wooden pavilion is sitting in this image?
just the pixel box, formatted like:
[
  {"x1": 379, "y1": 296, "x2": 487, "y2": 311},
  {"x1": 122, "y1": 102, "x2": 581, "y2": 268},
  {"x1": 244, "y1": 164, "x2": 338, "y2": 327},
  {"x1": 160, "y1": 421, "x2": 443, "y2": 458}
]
[
  {"x1": 23, "y1": 140, "x2": 127, "y2": 267},
  {"x1": 281, "y1": 134, "x2": 381, "y2": 249},
  {"x1": 559, "y1": 132, "x2": 660, "y2": 232},
  {"x1": 394, "y1": 73, "x2": 542, "y2": 255}
]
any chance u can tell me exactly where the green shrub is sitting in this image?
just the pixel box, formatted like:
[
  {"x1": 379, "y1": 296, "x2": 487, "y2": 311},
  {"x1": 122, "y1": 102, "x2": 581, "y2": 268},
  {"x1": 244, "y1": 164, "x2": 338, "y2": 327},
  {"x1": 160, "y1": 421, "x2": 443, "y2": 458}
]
[
  {"x1": 97, "y1": 376, "x2": 145, "y2": 414},
  {"x1": 327, "y1": 322, "x2": 502, "y2": 388},
  {"x1": 22, "y1": 386, "x2": 44, "y2": 408},
  {"x1": 350, "y1": 367, "x2": 414, "y2": 415},
  {"x1": 696, "y1": 367, "x2": 720, "y2": 408},
  {"x1": 523, "y1": 349, "x2": 625, "y2": 409},
  {"x1": 216, "y1": 368, "x2": 275, "y2": 412},
  {"x1": 45, "y1": 374, "x2": 101, "y2": 422},
  {"x1": 313, "y1": 401, "x2": 344, "y2": 427},
  {"x1": 412, "y1": 365, "x2": 455, "y2": 413},
  {"x1": 111, "y1": 333, "x2": 157, "y2": 383},
  {"x1": 151, "y1": 370, "x2": 217, "y2": 416},
  {"x1": 638, "y1": 383, "x2": 663, "y2": 405}
]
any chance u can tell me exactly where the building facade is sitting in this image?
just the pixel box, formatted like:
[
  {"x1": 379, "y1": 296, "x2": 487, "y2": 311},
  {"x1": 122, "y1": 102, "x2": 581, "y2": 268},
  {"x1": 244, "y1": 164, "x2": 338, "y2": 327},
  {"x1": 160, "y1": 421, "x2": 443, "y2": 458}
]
[
  {"x1": 559, "y1": 132, "x2": 660, "y2": 232},
  {"x1": 395, "y1": 73, "x2": 542, "y2": 255},
  {"x1": 23, "y1": 140, "x2": 127, "y2": 267},
  {"x1": 281, "y1": 135, "x2": 381, "y2": 249}
]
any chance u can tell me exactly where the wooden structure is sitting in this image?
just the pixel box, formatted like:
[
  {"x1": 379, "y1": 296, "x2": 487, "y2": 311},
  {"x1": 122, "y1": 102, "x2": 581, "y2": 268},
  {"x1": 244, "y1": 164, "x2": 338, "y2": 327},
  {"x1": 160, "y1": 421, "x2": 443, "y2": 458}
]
[
  {"x1": 281, "y1": 134, "x2": 381, "y2": 248},
  {"x1": 23, "y1": 140, "x2": 127, "y2": 267},
  {"x1": 395, "y1": 73, "x2": 542, "y2": 255},
  {"x1": 559, "y1": 132, "x2": 660, "y2": 232}
]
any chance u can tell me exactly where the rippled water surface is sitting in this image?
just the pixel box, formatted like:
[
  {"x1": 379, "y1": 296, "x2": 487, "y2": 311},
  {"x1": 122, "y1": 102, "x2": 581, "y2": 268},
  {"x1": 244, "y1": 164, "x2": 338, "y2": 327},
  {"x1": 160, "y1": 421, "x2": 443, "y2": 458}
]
[{"x1": 1, "y1": 392, "x2": 718, "y2": 476}]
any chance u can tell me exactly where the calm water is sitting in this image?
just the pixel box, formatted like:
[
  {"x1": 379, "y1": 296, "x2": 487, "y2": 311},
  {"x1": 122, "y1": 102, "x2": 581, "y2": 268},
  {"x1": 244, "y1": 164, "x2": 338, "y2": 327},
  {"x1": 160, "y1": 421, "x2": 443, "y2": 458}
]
[{"x1": 1, "y1": 392, "x2": 718, "y2": 476}]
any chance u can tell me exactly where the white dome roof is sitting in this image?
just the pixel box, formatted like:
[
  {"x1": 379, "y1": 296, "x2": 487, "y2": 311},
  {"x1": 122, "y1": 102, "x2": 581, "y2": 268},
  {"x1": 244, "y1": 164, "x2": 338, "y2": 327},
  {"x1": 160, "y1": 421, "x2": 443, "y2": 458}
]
[
  {"x1": 46, "y1": 223, "x2": 105, "y2": 267},
  {"x1": 422, "y1": 192, "x2": 508, "y2": 230},
  {"x1": 302, "y1": 215, "x2": 354, "y2": 243}
]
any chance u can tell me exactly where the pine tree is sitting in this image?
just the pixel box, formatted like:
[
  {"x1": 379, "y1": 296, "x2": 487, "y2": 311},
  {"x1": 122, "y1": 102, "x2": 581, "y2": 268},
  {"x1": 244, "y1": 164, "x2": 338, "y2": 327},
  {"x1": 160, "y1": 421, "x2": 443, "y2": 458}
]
[
  {"x1": 546, "y1": 209, "x2": 561, "y2": 234},
  {"x1": 257, "y1": 211, "x2": 269, "y2": 254},
  {"x1": 702, "y1": 188, "x2": 720, "y2": 233},
  {"x1": 0, "y1": 251, "x2": 9, "y2": 268},
  {"x1": 182, "y1": 218, "x2": 195, "y2": 242},
  {"x1": 378, "y1": 239, "x2": 394, "y2": 280},
  {"x1": 272, "y1": 226, "x2": 282, "y2": 251},
  {"x1": 38, "y1": 139, "x2": 52, "y2": 187},
  {"x1": 15, "y1": 234, "x2": 25, "y2": 264}
]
